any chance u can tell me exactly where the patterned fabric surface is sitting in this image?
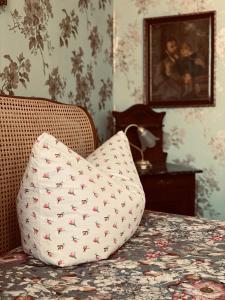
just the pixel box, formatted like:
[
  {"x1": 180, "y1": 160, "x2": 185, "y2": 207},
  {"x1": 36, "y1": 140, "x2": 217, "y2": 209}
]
[
  {"x1": 17, "y1": 131, "x2": 145, "y2": 267},
  {"x1": 1, "y1": 211, "x2": 225, "y2": 300}
]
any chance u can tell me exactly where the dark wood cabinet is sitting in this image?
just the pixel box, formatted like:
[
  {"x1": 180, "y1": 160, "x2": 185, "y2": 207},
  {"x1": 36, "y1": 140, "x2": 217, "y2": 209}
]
[{"x1": 139, "y1": 163, "x2": 202, "y2": 216}]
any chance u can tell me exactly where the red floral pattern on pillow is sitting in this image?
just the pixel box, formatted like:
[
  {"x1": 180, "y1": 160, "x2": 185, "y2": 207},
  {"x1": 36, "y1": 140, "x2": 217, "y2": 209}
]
[{"x1": 17, "y1": 131, "x2": 145, "y2": 267}]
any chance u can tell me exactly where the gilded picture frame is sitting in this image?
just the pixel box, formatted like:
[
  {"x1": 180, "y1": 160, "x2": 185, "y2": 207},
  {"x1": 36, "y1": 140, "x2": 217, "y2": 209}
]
[{"x1": 144, "y1": 11, "x2": 215, "y2": 108}]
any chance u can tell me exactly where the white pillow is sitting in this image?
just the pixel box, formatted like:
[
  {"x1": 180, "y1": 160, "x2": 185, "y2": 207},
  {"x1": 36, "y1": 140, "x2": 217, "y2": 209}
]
[{"x1": 17, "y1": 131, "x2": 145, "y2": 267}]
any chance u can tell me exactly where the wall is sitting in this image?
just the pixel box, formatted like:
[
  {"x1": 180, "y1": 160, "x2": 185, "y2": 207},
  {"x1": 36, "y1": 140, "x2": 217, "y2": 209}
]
[
  {"x1": 0, "y1": 0, "x2": 113, "y2": 141},
  {"x1": 1, "y1": 0, "x2": 224, "y2": 220},
  {"x1": 113, "y1": 0, "x2": 225, "y2": 220}
]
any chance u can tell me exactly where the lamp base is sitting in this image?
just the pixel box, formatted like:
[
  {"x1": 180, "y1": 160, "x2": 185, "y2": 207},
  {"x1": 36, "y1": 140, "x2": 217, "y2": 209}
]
[{"x1": 135, "y1": 160, "x2": 152, "y2": 172}]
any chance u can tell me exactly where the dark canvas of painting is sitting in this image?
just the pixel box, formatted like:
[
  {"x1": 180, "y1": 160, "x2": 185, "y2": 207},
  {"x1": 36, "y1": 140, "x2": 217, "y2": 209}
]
[
  {"x1": 144, "y1": 12, "x2": 215, "y2": 108},
  {"x1": 0, "y1": 0, "x2": 7, "y2": 5}
]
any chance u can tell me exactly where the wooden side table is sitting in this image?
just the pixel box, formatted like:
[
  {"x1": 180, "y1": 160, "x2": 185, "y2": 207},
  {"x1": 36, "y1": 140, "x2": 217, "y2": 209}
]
[{"x1": 139, "y1": 163, "x2": 202, "y2": 216}]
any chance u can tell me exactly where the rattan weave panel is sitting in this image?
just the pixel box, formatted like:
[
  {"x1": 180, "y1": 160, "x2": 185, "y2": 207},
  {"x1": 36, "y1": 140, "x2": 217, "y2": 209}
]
[{"x1": 0, "y1": 96, "x2": 97, "y2": 253}]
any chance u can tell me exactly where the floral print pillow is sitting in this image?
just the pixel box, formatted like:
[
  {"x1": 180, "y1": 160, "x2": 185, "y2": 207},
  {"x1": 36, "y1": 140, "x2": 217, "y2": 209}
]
[{"x1": 17, "y1": 131, "x2": 145, "y2": 267}]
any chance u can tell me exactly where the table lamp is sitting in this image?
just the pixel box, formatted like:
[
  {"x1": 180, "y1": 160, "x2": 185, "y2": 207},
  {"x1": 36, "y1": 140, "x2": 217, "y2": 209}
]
[{"x1": 124, "y1": 124, "x2": 159, "y2": 171}]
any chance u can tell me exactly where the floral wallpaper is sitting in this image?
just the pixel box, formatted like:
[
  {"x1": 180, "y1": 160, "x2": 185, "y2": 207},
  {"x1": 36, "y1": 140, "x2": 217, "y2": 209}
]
[
  {"x1": 113, "y1": 0, "x2": 225, "y2": 220},
  {"x1": 1, "y1": 0, "x2": 225, "y2": 220},
  {"x1": 0, "y1": 0, "x2": 113, "y2": 141}
]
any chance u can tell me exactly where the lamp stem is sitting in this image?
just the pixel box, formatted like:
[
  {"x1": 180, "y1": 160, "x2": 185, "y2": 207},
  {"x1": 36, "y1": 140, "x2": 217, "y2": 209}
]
[
  {"x1": 124, "y1": 123, "x2": 138, "y2": 135},
  {"x1": 128, "y1": 141, "x2": 144, "y2": 161},
  {"x1": 124, "y1": 124, "x2": 144, "y2": 161}
]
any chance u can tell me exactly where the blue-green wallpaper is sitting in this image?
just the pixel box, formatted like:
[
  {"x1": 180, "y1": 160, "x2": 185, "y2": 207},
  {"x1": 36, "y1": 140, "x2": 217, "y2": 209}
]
[
  {"x1": 113, "y1": 0, "x2": 225, "y2": 220},
  {"x1": 0, "y1": 0, "x2": 113, "y2": 141}
]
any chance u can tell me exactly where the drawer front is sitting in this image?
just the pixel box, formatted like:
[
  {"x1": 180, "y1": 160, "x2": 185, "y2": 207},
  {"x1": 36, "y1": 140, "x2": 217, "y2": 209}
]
[
  {"x1": 141, "y1": 174, "x2": 194, "y2": 189},
  {"x1": 141, "y1": 173, "x2": 195, "y2": 216}
]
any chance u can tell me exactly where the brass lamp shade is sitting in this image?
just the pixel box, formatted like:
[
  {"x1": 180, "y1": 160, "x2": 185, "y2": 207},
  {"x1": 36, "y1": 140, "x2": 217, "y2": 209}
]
[
  {"x1": 124, "y1": 124, "x2": 159, "y2": 171},
  {"x1": 137, "y1": 126, "x2": 159, "y2": 151}
]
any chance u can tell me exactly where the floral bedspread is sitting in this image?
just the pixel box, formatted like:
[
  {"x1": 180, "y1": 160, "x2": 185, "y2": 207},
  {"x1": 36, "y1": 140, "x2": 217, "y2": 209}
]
[{"x1": 1, "y1": 211, "x2": 225, "y2": 300}]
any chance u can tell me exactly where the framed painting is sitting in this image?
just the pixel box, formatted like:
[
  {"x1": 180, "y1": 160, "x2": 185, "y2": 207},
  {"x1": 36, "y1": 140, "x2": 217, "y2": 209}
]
[
  {"x1": 0, "y1": 0, "x2": 7, "y2": 4},
  {"x1": 144, "y1": 11, "x2": 215, "y2": 108}
]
